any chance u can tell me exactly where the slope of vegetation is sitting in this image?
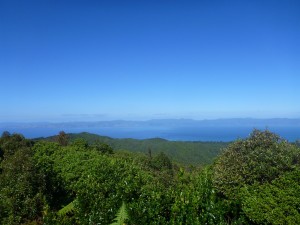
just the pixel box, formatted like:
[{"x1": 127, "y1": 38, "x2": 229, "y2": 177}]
[
  {"x1": 1, "y1": 129, "x2": 300, "y2": 224},
  {"x1": 39, "y1": 132, "x2": 227, "y2": 165}
]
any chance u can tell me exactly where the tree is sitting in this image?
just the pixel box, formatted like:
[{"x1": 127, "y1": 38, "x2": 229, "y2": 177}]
[
  {"x1": 213, "y1": 129, "x2": 300, "y2": 199},
  {"x1": 33, "y1": 141, "x2": 68, "y2": 210},
  {"x1": 71, "y1": 138, "x2": 89, "y2": 149},
  {"x1": 241, "y1": 169, "x2": 300, "y2": 224},
  {"x1": 0, "y1": 147, "x2": 44, "y2": 224},
  {"x1": 1, "y1": 131, "x2": 10, "y2": 138},
  {"x1": 56, "y1": 131, "x2": 69, "y2": 146},
  {"x1": 296, "y1": 139, "x2": 300, "y2": 147},
  {"x1": 147, "y1": 147, "x2": 152, "y2": 159},
  {"x1": 0, "y1": 133, "x2": 32, "y2": 157},
  {"x1": 152, "y1": 152, "x2": 173, "y2": 171},
  {"x1": 92, "y1": 141, "x2": 114, "y2": 154}
]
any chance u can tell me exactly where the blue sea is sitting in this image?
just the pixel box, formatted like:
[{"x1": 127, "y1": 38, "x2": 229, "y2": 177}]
[{"x1": 1, "y1": 126, "x2": 299, "y2": 142}]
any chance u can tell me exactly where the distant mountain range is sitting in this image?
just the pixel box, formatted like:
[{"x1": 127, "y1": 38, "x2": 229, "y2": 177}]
[
  {"x1": 1, "y1": 118, "x2": 300, "y2": 128},
  {"x1": 1, "y1": 118, "x2": 299, "y2": 141}
]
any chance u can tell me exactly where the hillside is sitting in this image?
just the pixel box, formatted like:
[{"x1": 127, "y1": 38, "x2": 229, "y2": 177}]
[
  {"x1": 2, "y1": 130, "x2": 300, "y2": 224},
  {"x1": 40, "y1": 132, "x2": 228, "y2": 165}
]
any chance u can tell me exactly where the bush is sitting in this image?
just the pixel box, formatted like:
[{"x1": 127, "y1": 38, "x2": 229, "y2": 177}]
[
  {"x1": 241, "y1": 169, "x2": 300, "y2": 224},
  {"x1": 213, "y1": 130, "x2": 300, "y2": 199},
  {"x1": 0, "y1": 148, "x2": 44, "y2": 224}
]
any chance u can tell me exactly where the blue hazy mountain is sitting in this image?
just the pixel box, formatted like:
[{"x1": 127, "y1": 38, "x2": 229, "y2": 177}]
[
  {"x1": 0, "y1": 118, "x2": 299, "y2": 141},
  {"x1": 2, "y1": 118, "x2": 300, "y2": 127}
]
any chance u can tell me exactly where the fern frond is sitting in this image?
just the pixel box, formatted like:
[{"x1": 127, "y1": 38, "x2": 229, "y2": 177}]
[
  {"x1": 110, "y1": 202, "x2": 129, "y2": 225},
  {"x1": 57, "y1": 200, "x2": 75, "y2": 216}
]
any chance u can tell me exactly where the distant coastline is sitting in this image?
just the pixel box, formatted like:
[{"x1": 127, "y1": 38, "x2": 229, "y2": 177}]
[
  {"x1": 1, "y1": 118, "x2": 300, "y2": 128},
  {"x1": 1, "y1": 118, "x2": 299, "y2": 141}
]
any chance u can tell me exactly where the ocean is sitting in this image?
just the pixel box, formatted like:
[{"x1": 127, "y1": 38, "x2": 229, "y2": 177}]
[{"x1": 1, "y1": 126, "x2": 299, "y2": 142}]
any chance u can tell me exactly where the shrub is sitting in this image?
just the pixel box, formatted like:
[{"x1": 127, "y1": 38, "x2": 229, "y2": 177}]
[{"x1": 213, "y1": 130, "x2": 300, "y2": 199}]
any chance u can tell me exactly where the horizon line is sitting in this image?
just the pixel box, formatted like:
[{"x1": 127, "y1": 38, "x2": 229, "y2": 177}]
[{"x1": 1, "y1": 117, "x2": 300, "y2": 124}]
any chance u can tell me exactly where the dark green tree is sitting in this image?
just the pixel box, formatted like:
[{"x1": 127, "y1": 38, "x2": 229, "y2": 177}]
[
  {"x1": 0, "y1": 147, "x2": 44, "y2": 224},
  {"x1": 241, "y1": 169, "x2": 300, "y2": 224},
  {"x1": 1, "y1": 131, "x2": 11, "y2": 138},
  {"x1": 147, "y1": 147, "x2": 152, "y2": 159},
  {"x1": 213, "y1": 129, "x2": 300, "y2": 199},
  {"x1": 92, "y1": 141, "x2": 114, "y2": 154},
  {"x1": 152, "y1": 152, "x2": 173, "y2": 171},
  {"x1": 33, "y1": 141, "x2": 69, "y2": 210},
  {"x1": 71, "y1": 138, "x2": 89, "y2": 149},
  {"x1": 296, "y1": 139, "x2": 300, "y2": 147},
  {"x1": 0, "y1": 133, "x2": 32, "y2": 157}
]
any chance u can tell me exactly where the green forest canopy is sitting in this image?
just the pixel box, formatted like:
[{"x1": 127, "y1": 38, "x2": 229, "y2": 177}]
[
  {"x1": 0, "y1": 129, "x2": 300, "y2": 224},
  {"x1": 39, "y1": 132, "x2": 228, "y2": 166}
]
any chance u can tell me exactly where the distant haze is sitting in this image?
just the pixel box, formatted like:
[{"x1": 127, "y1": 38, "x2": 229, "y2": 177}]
[{"x1": 1, "y1": 118, "x2": 299, "y2": 142}]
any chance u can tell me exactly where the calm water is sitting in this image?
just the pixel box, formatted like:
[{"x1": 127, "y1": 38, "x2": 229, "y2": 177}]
[{"x1": 1, "y1": 126, "x2": 299, "y2": 142}]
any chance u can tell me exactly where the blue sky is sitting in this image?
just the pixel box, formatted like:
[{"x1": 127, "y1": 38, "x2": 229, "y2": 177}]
[{"x1": 0, "y1": 0, "x2": 299, "y2": 122}]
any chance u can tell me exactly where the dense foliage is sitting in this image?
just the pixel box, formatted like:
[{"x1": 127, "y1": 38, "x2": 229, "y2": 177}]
[
  {"x1": 40, "y1": 132, "x2": 227, "y2": 165},
  {"x1": 0, "y1": 129, "x2": 299, "y2": 224},
  {"x1": 213, "y1": 130, "x2": 300, "y2": 198}
]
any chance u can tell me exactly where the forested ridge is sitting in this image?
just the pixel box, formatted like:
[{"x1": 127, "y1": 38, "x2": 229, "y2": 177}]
[
  {"x1": 1, "y1": 130, "x2": 300, "y2": 224},
  {"x1": 37, "y1": 132, "x2": 228, "y2": 166}
]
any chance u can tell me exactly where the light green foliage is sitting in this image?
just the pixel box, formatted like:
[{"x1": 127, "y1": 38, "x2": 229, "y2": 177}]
[
  {"x1": 1, "y1": 130, "x2": 300, "y2": 224},
  {"x1": 170, "y1": 167, "x2": 247, "y2": 225},
  {"x1": 171, "y1": 168, "x2": 210, "y2": 224},
  {"x1": 47, "y1": 142, "x2": 153, "y2": 224},
  {"x1": 74, "y1": 156, "x2": 151, "y2": 224},
  {"x1": 213, "y1": 129, "x2": 300, "y2": 198},
  {"x1": 110, "y1": 202, "x2": 129, "y2": 225},
  {"x1": 57, "y1": 200, "x2": 75, "y2": 216},
  {"x1": 127, "y1": 180, "x2": 173, "y2": 224}
]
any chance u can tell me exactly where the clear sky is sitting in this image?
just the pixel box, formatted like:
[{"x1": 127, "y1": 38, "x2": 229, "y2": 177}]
[{"x1": 0, "y1": 0, "x2": 299, "y2": 122}]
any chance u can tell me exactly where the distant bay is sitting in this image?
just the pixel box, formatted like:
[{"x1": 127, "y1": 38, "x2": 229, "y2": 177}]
[{"x1": 0, "y1": 119, "x2": 299, "y2": 142}]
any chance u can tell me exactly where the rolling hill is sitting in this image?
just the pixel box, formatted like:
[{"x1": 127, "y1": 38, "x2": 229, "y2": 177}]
[{"x1": 38, "y1": 132, "x2": 228, "y2": 165}]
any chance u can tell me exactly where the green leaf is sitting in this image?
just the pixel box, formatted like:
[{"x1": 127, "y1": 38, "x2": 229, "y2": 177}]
[
  {"x1": 57, "y1": 200, "x2": 75, "y2": 216},
  {"x1": 110, "y1": 202, "x2": 129, "y2": 225}
]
